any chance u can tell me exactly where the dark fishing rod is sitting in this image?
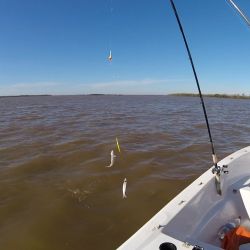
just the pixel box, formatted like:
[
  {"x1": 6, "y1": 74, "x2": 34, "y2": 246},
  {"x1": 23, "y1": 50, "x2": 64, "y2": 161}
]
[{"x1": 169, "y1": 1, "x2": 220, "y2": 175}]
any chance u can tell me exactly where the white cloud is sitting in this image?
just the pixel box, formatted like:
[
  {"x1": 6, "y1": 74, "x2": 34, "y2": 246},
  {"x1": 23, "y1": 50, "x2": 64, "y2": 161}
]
[
  {"x1": 11, "y1": 82, "x2": 59, "y2": 89},
  {"x1": 85, "y1": 78, "x2": 191, "y2": 95},
  {"x1": 90, "y1": 78, "x2": 187, "y2": 89},
  {"x1": 0, "y1": 78, "x2": 191, "y2": 96},
  {"x1": 0, "y1": 82, "x2": 61, "y2": 96}
]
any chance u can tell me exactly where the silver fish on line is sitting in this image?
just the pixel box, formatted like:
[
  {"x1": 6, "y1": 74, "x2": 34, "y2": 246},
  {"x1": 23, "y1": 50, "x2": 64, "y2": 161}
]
[
  {"x1": 108, "y1": 50, "x2": 112, "y2": 61},
  {"x1": 106, "y1": 150, "x2": 116, "y2": 167},
  {"x1": 123, "y1": 178, "x2": 127, "y2": 198}
]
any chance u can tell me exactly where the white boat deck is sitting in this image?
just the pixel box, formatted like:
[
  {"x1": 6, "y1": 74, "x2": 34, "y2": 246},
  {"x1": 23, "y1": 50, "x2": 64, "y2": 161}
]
[{"x1": 118, "y1": 146, "x2": 250, "y2": 250}]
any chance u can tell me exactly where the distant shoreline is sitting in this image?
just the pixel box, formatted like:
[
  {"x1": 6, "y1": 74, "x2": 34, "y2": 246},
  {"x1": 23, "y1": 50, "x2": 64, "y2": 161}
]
[
  {"x1": 169, "y1": 93, "x2": 250, "y2": 100},
  {"x1": 0, "y1": 93, "x2": 249, "y2": 99}
]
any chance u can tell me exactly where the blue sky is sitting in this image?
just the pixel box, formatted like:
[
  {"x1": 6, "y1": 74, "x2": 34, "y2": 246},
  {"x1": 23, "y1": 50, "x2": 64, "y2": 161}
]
[{"x1": 0, "y1": 0, "x2": 249, "y2": 95}]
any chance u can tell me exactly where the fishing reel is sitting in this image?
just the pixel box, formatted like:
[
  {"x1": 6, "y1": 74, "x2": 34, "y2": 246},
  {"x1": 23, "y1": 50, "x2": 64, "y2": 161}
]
[
  {"x1": 212, "y1": 164, "x2": 228, "y2": 195},
  {"x1": 212, "y1": 164, "x2": 229, "y2": 175}
]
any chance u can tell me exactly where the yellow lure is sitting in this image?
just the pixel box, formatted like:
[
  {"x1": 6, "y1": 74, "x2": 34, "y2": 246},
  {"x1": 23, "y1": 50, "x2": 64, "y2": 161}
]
[{"x1": 116, "y1": 137, "x2": 121, "y2": 153}]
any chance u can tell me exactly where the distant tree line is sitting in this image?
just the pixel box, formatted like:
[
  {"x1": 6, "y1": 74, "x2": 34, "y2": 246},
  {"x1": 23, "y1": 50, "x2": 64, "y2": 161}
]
[{"x1": 169, "y1": 93, "x2": 250, "y2": 99}]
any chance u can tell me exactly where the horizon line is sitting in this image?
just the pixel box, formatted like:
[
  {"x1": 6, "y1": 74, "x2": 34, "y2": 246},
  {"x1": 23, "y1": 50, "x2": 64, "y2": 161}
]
[{"x1": 0, "y1": 93, "x2": 250, "y2": 98}]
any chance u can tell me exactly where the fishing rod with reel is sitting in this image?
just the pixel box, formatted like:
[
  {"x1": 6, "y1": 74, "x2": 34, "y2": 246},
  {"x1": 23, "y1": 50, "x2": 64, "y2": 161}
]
[{"x1": 169, "y1": 0, "x2": 229, "y2": 195}]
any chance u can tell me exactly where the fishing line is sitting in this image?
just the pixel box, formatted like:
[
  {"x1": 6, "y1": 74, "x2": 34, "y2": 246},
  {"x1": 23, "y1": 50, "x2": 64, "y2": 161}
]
[
  {"x1": 169, "y1": 0, "x2": 218, "y2": 168},
  {"x1": 226, "y1": 0, "x2": 250, "y2": 26},
  {"x1": 108, "y1": 0, "x2": 113, "y2": 62}
]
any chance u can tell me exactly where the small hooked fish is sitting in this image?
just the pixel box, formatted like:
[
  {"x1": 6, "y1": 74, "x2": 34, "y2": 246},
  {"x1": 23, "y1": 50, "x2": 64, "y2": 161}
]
[
  {"x1": 108, "y1": 50, "x2": 112, "y2": 61},
  {"x1": 123, "y1": 178, "x2": 127, "y2": 198},
  {"x1": 106, "y1": 150, "x2": 116, "y2": 167}
]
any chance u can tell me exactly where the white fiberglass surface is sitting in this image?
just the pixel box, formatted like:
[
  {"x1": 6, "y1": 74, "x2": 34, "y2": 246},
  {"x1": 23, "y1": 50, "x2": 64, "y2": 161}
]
[{"x1": 161, "y1": 150, "x2": 250, "y2": 247}]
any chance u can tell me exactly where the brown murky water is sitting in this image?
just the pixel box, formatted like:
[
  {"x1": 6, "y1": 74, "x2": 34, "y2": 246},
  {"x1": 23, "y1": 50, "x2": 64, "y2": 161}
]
[{"x1": 0, "y1": 95, "x2": 250, "y2": 250}]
